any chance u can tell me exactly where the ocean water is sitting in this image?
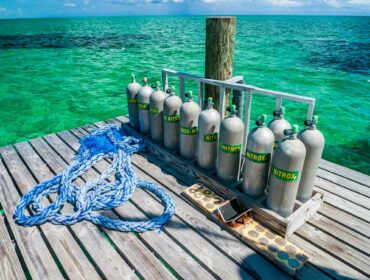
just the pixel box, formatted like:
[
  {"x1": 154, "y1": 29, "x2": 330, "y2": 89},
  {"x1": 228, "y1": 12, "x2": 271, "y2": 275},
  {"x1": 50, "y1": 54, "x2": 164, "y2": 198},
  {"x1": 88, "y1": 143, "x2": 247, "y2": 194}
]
[{"x1": 0, "y1": 16, "x2": 369, "y2": 174}]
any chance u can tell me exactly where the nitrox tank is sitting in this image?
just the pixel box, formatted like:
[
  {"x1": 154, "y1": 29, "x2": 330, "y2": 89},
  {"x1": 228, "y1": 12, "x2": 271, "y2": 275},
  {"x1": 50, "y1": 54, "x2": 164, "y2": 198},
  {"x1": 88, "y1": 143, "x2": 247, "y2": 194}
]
[
  {"x1": 267, "y1": 125, "x2": 306, "y2": 217},
  {"x1": 149, "y1": 81, "x2": 167, "y2": 142},
  {"x1": 137, "y1": 77, "x2": 153, "y2": 134},
  {"x1": 126, "y1": 74, "x2": 141, "y2": 129},
  {"x1": 267, "y1": 107, "x2": 291, "y2": 148},
  {"x1": 163, "y1": 86, "x2": 182, "y2": 150},
  {"x1": 242, "y1": 114, "x2": 275, "y2": 198},
  {"x1": 297, "y1": 115, "x2": 325, "y2": 202},
  {"x1": 197, "y1": 97, "x2": 221, "y2": 170},
  {"x1": 180, "y1": 91, "x2": 201, "y2": 160},
  {"x1": 217, "y1": 105, "x2": 244, "y2": 184}
]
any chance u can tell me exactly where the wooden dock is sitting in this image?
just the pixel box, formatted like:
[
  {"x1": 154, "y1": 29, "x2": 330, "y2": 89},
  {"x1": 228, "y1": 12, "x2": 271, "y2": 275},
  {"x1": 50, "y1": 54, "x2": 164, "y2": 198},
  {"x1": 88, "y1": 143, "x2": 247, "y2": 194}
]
[{"x1": 0, "y1": 115, "x2": 369, "y2": 280}]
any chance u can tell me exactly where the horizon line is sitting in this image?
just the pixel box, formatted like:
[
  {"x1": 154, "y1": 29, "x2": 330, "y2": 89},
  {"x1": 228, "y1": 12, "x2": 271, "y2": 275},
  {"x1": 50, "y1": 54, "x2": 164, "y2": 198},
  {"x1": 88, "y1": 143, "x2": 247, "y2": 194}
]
[{"x1": 1, "y1": 14, "x2": 369, "y2": 20}]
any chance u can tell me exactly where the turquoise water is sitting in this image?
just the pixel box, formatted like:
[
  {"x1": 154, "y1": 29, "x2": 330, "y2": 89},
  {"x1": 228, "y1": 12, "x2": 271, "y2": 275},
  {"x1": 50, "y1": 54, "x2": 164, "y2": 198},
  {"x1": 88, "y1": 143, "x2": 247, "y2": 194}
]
[{"x1": 0, "y1": 16, "x2": 369, "y2": 174}]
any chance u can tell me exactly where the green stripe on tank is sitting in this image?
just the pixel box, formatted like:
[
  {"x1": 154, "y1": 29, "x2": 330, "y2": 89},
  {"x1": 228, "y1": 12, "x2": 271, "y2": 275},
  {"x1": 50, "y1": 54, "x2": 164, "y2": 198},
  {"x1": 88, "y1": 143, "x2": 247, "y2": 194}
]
[
  {"x1": 271, "y1": 165, "x2": 299, "y2": 182},
  {"x1": 128, "y1": 98, "x2": 138, "y2": 104},
  {"x1": 180, "y1": 126, "x2": 198, "y2": 135},
  {"x1": 245, "y1": 149, "x2": 270, "y2": 163},
  {"x1": 164, "y1": 114, "x2": 180, "y2": 122},
  {"x1": 150, "y1": 107, "x2": 159, "y2": 114},
  {"x1": 138, "y1": 102, "x2": 149, "y2": 110},
  {"x1": 203, "y1": 132, "x2": 218, "y2": 142},
  {"x1": 219, "y1": 143, "x2": 241, "y2": 154}
]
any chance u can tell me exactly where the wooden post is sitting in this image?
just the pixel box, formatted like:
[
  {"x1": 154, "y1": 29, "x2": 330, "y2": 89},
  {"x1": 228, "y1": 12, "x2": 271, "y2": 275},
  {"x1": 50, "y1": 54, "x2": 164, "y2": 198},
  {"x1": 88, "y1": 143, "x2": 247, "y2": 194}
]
[{"x1": 205, "y1": 16, "x2": 236, "y2": 113}]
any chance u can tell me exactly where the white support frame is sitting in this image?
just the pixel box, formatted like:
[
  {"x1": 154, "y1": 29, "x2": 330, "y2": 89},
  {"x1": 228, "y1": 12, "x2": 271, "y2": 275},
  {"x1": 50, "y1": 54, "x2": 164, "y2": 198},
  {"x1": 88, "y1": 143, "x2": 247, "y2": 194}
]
[{"x1": 162, "y1": 68, "x2": 316, "y2": 178}]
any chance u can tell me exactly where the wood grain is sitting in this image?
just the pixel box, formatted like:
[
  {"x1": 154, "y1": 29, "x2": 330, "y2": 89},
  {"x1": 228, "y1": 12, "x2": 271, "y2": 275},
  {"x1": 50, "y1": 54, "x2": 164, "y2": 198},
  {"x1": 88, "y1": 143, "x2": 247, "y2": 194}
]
[
  {"x1": 205, "y1": 17, "x2": 236, "y2": 111},
  {"x1": 0, "y1": 215, "x2": 26, "y2": 280},
  {"x1": 0, "y1": 146, "x2": 101, "y2": 280},
  {"x1": 0, "y1": 159, "x2": 64, "y2": 280},
  {"x1": 15, "y1": 140, "x2": 137, "y2": 280}
]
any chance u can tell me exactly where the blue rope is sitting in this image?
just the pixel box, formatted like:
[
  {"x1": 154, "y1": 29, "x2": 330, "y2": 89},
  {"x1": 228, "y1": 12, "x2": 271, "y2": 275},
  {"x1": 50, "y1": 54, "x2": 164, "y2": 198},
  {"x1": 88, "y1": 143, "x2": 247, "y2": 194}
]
[{"x1": 13, "y1": 124, "x2": 175, "y2": 232}]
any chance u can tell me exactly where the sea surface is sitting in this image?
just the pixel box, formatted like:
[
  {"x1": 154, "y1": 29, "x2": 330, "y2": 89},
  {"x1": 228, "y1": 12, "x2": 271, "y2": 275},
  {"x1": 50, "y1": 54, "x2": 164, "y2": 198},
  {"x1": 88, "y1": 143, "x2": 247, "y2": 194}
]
[{"x1": 0, "y1": 16, "x2": 369, "y2": 174}]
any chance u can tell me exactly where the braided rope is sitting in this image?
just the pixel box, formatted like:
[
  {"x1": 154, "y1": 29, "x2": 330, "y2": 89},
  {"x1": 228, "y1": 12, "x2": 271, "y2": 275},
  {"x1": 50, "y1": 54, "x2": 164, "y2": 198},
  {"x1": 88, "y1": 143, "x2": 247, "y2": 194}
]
[{"x1": 13, "y1": 124, "x2": 175, "y2": 232}]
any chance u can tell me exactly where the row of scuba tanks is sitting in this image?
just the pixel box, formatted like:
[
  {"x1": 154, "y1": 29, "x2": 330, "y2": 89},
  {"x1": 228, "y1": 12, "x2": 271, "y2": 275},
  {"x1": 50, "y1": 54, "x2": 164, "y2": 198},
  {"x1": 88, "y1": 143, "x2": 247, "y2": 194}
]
[{"x1": 126, "y1": 75, "x2": 325, "y2": 218}]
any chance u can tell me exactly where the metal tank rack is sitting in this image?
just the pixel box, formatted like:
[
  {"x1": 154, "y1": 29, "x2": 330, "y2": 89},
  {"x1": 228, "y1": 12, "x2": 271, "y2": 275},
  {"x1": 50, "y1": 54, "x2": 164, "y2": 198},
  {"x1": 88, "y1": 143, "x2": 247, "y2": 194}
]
[{"x1": 160, "y1": 68, "x2": 323, "y2": 238}]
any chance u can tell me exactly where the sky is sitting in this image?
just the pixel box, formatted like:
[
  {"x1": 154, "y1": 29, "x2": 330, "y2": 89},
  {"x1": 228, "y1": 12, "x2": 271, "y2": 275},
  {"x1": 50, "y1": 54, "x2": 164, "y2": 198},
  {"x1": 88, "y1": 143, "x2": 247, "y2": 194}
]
[{"x1": 0, "y1": 0, "x2": 369, "y2": 19}]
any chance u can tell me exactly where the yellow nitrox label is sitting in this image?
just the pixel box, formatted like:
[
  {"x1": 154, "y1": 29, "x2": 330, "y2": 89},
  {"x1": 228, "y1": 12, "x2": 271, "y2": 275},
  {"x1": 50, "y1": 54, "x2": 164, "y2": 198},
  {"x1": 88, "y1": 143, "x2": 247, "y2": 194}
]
[
  {"x1": 150, "y1": 107, "x2": 159, "y2": 114},
  {"x1": 128, "y1": 98, "x2": 138, "y2": 104},
  {"x1": 219, "y1": 143, "x2": 242, "y2": 154},
  {"x1": 271, "y1": 166, "x2": 299, "y2": 182},
  {"x1": 180, "y1": 126, "x2": 198, "y2": 135},
  {"x1": 204, "y1": 133, "x2": 218, "y2": 142},
  {"x1": 138, "y1": 103, "x2": 149, "y2": 110},
  {"x1": 245, "y1": 150, "x2": 270, "y2": 163},
  {"x1": 164, "y1": 114, "x2": 180, "y2": 122}
]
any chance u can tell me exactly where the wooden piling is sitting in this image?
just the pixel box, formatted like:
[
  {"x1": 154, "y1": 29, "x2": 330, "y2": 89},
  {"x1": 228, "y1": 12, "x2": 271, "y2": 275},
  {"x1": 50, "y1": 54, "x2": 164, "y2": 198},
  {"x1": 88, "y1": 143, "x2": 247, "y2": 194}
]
[{"x1": 205, "y1": 16, "x2": 236, "y2": 113}]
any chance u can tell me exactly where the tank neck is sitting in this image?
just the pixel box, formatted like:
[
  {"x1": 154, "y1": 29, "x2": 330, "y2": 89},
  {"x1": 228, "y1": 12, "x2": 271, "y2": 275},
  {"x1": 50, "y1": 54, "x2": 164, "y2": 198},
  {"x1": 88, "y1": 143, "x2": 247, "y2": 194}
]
[
  {"x1": 289, "y1": 134, "x2": 298, "y2": 140},
  {"x1": 306, "y1": 125, "x2": 316, "y2": 130},
  {"x1": 274, "y1": 115, "x2": 283, "y2": 120}
]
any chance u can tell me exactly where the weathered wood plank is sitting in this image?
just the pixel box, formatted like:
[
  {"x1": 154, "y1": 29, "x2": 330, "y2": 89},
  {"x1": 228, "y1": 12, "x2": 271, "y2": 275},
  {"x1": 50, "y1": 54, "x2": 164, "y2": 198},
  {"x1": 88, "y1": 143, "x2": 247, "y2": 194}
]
[
  {"x1": 15, "y1": 141, "x2": 137, "y2": 280},
  {"x1": 43, "y1": 132, "x2": 215, "y2": 280},
  {"x1": 315, "y1": 177, "x2": 370, "y2": 209},
  {"x1": 0, "y1": 146, "x2": 102, "y2": 280},
  {"x1": 306, "y1": 211, "x2": 370, "y2": 257},
  {"x1": 317, "y1": 169, "x2": 370, "y2": 198},
  {"x1": 0, "y1": 159, "x2": 64, "y2": 280},
  {"x1": 29, "y1": 137, "x2": 175, "y2": 280},
  {"x1": 289, "y1": 234, "x2": 367, "y2": 280},
  {"x1": 313, "y1": 186, "x2": 370, "y2": 223},
  {"x1": 320, "y1": 159, "x2": 370, "y2": 187},
  {"x1": 0, "y1": 215, "x2": 26, "y2": 280},
  {"x1": 319, "y1": 204, "x2": 370, "y2": 239},
  {"x1": 295, "y1": 222, "x2": 370, "y2": 277}
]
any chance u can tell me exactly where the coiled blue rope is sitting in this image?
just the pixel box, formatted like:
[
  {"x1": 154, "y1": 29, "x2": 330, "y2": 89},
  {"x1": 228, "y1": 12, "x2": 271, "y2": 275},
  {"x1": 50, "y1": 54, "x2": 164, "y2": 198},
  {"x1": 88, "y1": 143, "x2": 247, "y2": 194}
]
[{"x1": 13, "y1": 124, "x2": 175, "y2": 232}]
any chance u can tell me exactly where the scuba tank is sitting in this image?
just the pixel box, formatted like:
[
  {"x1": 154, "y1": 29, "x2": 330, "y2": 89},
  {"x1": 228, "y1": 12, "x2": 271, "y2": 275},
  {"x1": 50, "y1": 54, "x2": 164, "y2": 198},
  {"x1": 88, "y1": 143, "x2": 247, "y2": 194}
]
[
  {"x1": 217, "y1": 105, "x2": 244, "y2": 184},
  {"x1": 297, "y1": 115, "x2": 325, "y2": 202},
  {"x1": 163, "y1": 86, "x2": 182, "y2": 150},
  {"x1": 267, "y1": 107, "x2": 291, "y2": 148},
  {"x1": 137, "y1": 77, "x2": 153, "y2": 134},
  {"x1": 267, "y1": 125, "x2": 306, "y2": 218},
  {"x1": 126, "y1": 74, "x2": 141, "y2": 129},
  {"x1": 197, "y1": 97, "x2": 221, "y2": 170},
  {"x1": 149, "y1": 81, "x2": 167, "y2": 142},
  {"x1": 180, "y1": 91, "x2": 201, "y2": 160},
  {"x1": 242, "y1": 114, "x2": 275, "y2": 198}
]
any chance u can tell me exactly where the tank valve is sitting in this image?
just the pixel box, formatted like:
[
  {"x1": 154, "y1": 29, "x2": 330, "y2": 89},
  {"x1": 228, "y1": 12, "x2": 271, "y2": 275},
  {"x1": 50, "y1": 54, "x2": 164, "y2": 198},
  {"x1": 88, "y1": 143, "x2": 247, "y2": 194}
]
[
  {"x1": 165, "y1": 86, "x2": 175, "y2": 95},
  {"x1": 151, "y1": 81, "x2": 160, "y2": 90}
]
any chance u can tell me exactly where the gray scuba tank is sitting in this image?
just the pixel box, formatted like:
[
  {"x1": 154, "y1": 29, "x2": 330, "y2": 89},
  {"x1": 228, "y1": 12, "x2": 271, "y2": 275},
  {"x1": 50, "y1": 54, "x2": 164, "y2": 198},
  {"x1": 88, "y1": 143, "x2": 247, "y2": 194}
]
[
  {"x1": 267, "y1": 107, "x2": 291, "y2": 148},
  {"x1": 217, "y1": 105, "x2": 244, "y2": 184},
  {"x1": 138, "y1": 77, "x2": 153, "y2": 134},
  {"x1": 149, "y1": 81, "x2": 167, "y2": 142},
  {"x1": 297, "y1": 115, "x2": 325, "y2": 202},
  {"x1": 242, "y1": 114, "x2": 275, "y2": 198},
  {"x1": 197, "y1": 97, "x2": 221, "y2": 170},
  {"x1": 267, "y1": 125, "x2": 306, "y2": 217},
  {"x1": 163, "y1": 86, "x2": 182, "y2": 150},
  {"x1": 126, "y1": 74, "x2": 141, "y2": 129},
  {"x1": 180, "y1": 91, "x2": 201, "y2": 160}
]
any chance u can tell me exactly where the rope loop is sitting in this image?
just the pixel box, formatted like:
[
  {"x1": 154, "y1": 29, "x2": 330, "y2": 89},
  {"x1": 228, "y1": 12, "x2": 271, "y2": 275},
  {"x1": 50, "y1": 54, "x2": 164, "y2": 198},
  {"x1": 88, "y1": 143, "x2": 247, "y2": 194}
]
[{"x1": 13, "y1": 125, "x2": 175, "y2": 232}]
